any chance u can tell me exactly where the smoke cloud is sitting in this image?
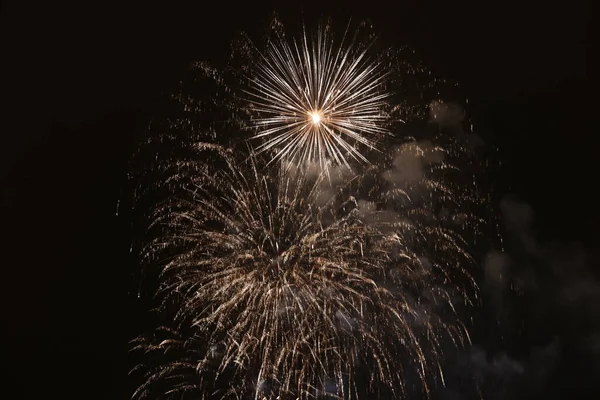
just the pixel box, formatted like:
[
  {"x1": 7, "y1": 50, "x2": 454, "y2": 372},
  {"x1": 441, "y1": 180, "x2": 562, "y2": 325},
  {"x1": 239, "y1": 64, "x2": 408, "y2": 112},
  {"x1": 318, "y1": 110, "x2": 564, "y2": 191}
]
[{"x1": 436, "y1": 196, "x2": 600, "y2": 399}]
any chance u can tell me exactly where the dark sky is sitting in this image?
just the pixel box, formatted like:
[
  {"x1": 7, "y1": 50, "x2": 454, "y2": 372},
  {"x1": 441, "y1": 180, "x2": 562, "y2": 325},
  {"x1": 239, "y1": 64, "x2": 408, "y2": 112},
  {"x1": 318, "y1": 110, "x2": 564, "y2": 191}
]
[{"x1": 0, "y1": 1, "x2": 591, "y2": 399}]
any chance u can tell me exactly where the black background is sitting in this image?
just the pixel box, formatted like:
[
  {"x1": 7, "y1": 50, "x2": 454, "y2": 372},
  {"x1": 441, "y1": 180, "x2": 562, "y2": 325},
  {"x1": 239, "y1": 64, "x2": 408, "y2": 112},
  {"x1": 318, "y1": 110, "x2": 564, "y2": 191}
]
[{"x1": 0, "y1": 1, "x2": 591, "y2": 398}]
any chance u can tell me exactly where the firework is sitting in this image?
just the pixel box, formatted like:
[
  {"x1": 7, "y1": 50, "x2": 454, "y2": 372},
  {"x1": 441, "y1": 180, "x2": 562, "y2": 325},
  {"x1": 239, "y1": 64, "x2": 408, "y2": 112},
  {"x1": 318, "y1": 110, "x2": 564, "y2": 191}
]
[
  {"x1": 245, "y1": 22, "x2": 390, "y2": 171},
  {"x1": 128, "y1": 17, "x2": 487, "y2": 400},
  {"x1": 130, "y1": 137, "x2": 481, "y2": 399}
]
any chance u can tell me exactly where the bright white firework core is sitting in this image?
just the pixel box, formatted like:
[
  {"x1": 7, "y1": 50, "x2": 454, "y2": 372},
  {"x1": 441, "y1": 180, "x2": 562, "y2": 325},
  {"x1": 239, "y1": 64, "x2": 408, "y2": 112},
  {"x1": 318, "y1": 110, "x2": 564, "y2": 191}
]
[{"x1": 310, "y1": 111, "x2": 322, "y2": 125}]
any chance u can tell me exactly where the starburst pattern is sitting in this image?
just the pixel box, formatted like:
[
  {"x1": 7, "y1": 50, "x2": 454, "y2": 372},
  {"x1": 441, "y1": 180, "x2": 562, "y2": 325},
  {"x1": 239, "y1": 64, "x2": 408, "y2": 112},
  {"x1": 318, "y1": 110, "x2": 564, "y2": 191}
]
[{"x1": 245, "y1": 24, "x2": 390, "y2": 170}]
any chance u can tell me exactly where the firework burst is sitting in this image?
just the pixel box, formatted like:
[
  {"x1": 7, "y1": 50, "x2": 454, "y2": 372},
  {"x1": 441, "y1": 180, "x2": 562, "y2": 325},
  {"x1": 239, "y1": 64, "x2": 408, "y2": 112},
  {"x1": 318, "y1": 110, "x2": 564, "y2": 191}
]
[
  {"x1": 130, "y1": 138, "x2": 481, "y2": 399},
  {"x1": 128, "y1": 17, "x2": 488, "y2": 400},
  {"x1": 245, "y1": 22, "x2": 390, "y2": 170}
]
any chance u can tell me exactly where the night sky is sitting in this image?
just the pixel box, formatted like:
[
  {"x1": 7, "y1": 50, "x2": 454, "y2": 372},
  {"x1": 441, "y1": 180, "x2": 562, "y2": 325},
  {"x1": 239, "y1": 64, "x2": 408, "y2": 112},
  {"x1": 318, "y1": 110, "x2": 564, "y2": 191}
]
[{"x1": 1, "y1": 1, "x2": 592, "y2": 398}]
